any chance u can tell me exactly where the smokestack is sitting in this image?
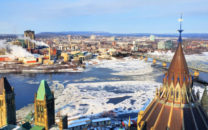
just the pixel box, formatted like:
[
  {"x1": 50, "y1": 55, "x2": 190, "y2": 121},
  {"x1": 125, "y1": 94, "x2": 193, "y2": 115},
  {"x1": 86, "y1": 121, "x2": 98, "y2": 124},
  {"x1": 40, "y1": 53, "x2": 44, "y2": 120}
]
[{"x1": 33, "y1": 42, "x2": 35, "y2": 49}]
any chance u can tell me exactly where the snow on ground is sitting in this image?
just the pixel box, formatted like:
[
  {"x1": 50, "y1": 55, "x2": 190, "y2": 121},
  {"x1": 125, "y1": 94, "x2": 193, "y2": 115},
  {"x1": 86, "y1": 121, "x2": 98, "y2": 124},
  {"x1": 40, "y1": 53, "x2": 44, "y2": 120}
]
[
  {"x1": 148, "y1": 51, "x2": 208, "y2": 62},
  {"x1": 148, "y1": 50, "x2": 174, "y2": 57},
  {"x1": 185, "y1": 52, "x2": 208, "y2": 62}
]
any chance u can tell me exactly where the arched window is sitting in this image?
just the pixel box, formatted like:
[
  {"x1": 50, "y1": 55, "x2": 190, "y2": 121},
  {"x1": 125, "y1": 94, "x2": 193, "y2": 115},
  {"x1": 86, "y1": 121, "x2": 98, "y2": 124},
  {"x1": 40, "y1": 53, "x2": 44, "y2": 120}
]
[
  {"x1": 176, "y1": 90, "x2": 179, "y2": 99},
  {"x1": 171, "y1": 88, "x2": 173, "y2": 96}
]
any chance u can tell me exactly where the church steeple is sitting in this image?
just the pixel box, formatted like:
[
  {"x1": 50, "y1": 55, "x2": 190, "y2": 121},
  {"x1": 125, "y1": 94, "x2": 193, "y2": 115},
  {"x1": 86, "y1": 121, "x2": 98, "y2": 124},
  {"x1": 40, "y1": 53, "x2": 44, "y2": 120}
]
[
  {"x1": 178, "y1": 14, "x2": 183, "y2": 44},
  {"x1": 137, "y1": 16, "x2": 208, "y2": 130},
  {"x1": 164, "y1": 15, "x2": 191, "y2": 88}
]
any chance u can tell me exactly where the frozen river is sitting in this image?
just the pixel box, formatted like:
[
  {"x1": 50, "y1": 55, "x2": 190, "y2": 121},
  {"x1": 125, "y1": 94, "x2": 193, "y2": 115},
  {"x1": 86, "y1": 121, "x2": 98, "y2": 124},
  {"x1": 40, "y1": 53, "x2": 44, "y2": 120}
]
[{"x1": 0, "y1": 57, "x2": 206, "y2": 119}]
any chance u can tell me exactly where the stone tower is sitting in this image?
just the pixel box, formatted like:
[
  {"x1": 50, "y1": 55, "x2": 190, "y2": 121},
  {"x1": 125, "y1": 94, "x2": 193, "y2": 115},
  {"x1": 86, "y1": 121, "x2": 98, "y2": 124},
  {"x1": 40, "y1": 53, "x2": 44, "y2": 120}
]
[
  {"x1": 0, "y1": 77, "x2": 16, "y2": 127},
  {"x1": 34, "y1": 80, "x2": 55, "y2": 130}
]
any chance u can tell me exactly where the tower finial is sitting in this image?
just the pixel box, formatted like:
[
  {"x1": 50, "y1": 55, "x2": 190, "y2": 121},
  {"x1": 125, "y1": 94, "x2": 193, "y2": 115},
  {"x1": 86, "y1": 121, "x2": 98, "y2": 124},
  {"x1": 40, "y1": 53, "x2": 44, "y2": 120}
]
[{"x1": 178, "y1": 14, "x2": 183, "y2": 44}]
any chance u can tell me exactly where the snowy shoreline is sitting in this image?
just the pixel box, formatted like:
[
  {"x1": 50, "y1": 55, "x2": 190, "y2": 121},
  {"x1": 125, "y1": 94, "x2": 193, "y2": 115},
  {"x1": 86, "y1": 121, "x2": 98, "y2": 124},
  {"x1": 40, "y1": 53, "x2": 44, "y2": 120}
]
[{"x1": 0, "y1": 68, "x2": 84, "y2": 73}]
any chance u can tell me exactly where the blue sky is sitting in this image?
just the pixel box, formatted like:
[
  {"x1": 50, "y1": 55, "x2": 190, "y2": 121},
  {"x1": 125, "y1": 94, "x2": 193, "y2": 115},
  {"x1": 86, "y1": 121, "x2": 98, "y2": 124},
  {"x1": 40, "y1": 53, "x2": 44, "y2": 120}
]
[{"x1": 0, "y1": 0, "x2": 208, "y2": 34}]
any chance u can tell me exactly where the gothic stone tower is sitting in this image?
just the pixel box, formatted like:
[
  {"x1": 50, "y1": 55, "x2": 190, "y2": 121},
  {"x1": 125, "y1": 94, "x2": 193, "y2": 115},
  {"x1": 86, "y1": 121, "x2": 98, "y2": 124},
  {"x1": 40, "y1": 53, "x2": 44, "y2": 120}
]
[
  {"x1": 34, "y1": 80, "x2": 55, "y2": 130},
  {"x1": 0, "y1": 77, "x2": 16, "y2": 127},
  {"x1": 137, "y1": 16, "x2": 208, "y2": 130}
]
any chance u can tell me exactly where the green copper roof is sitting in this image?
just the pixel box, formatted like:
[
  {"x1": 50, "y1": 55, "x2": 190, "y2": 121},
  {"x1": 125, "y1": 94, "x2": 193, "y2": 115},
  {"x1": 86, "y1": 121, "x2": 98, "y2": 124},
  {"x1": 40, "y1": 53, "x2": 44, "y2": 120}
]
[{"x1": 36, "y1": 80, "x2": 53, "y2": 101}]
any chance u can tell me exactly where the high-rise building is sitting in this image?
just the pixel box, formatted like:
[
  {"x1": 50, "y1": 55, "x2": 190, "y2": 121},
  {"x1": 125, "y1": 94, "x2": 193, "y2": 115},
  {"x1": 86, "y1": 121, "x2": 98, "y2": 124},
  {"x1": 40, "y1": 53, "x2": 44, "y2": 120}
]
[
  {"x1": 149, "y1": 35, "x2": 155, "y2": 42},
  {"x1": 67, "y1": 35, "x2": 72, "y2": 43},
  {"x1": 34, "y1": 80, "x2": 55, "y2": 130},
  {"x1": 24, "y1": 30, "x2": 35, "y2": 49},
  {"x1": 157, "y1": 40, "x2": 173, "y2": 50},
  {"x1": 0, "y1": 77, "x2": 16, "y2": 127},
  {"x1": 137, "y1": 16, "x2": 208, "y2": 130},
  {"x1": 164, "y1": 40, "x2": 173, "y2": 49}
]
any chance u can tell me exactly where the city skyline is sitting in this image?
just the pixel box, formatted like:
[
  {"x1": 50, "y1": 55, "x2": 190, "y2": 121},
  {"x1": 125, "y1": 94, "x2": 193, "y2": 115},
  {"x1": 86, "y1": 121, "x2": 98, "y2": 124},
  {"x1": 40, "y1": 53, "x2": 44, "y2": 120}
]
[{"x1": 0, "y1": 0, "x2": 208, "y2": 34}]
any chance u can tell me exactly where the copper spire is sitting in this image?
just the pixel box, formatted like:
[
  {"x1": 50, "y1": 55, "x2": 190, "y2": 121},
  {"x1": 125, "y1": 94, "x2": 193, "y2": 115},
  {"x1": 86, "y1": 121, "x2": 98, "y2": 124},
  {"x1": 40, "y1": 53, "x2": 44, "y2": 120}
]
[{"x1": 165, "y1": 15, "x2": 191, "y2": 87}]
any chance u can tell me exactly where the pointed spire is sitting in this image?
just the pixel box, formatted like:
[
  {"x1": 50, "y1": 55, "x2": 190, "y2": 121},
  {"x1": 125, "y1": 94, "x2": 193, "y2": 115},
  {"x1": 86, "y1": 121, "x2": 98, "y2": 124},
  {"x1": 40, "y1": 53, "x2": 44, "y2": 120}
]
[
  {"x1": 165, "y1": 15, "x2": 190, "y2": 87},
  {"x1": 128, "y1": 116, "x2": 131, "y2": 127},
  {"x1": 36, "y1": 80, "x2": 53, "y2": 101},
  {"x1": 178, "y1": 14, "x2": 183, "y2": 44}
]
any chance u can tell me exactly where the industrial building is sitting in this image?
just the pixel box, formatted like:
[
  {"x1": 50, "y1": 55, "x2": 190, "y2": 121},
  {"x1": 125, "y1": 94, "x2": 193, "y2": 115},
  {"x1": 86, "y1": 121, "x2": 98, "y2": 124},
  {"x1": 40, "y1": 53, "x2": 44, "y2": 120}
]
[{"x1": 24, "y1": 30, "x2": 35, "y2": 50}]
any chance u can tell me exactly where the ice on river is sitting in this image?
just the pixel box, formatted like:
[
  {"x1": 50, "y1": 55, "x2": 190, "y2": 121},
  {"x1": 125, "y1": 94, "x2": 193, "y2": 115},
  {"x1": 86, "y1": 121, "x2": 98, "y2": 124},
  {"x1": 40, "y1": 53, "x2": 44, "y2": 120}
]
[
  {"x1": 53, "y1": 57, "x2": 206, "y2": 118},
  {"x1": 55, "y1": 81, "x2": 161, "y2": 117}
]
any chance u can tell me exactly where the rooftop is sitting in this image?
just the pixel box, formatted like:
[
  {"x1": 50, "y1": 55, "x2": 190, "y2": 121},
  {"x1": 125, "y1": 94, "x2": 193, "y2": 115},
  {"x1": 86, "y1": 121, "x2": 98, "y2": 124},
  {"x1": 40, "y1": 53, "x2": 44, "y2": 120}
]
[{"x1": 36, "y1": 80, "x2": 53, "y2": 101}]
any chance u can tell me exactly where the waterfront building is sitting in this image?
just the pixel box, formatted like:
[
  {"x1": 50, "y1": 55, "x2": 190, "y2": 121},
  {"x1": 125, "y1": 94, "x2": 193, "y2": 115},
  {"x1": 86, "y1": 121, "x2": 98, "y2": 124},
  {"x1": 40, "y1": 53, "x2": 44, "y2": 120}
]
[
  {"x1": 0, "y1": 77, "x2": 16, "y2": 128},
  {"x1": 137, "y1": 17, "x2": 208, "y2": 130},
  {"x1": 33, "y1": 80, "x2": 55, "y2": 130}
]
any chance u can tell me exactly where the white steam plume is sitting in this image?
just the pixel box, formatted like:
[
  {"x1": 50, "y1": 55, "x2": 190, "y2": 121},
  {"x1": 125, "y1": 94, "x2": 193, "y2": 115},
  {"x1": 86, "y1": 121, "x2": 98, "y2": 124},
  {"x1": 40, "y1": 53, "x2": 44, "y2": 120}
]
[
  {"x1": 31, "y1": 39, "x2": 49, "y2": 47},
  {"x1": 23, "y1": 36, "x2": 49, "y2": 47},
  {"x1": 0, "y1": 40, "x2": 33, "y2": 59}
]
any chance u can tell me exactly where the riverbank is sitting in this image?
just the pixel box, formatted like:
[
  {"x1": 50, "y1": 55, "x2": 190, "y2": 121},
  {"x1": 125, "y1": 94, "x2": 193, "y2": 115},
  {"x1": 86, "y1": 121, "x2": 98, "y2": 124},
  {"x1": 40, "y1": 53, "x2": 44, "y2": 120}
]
[{"x1": 0, "y1": 63, "x2": 85, "y2": 73}]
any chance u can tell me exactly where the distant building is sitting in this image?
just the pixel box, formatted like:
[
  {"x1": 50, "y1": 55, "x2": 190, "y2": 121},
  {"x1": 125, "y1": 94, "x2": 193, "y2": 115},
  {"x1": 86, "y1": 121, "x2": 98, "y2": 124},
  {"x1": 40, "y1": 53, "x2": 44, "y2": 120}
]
[
  {"x1": 91, "y1": 117, "x2": 111, "y2": 128},
  {"x1": 165, "y1": 40, "x2": 173, "y2": 49},
  {"x1": 33, "y1": 80, "x2": 55, "y2": 130},
  {"x1": 90, "y1": 35, "x2": 96, "y2": 40},
  {"x1": 149, "y1": 35, "x2": 155, "y2": 42},
  {"x1": 67, "y1": 35, "x2": 71, "y2": 43},
  {"x1": 157, "y1": 40, "x2": 173, "y2": 50},
  {"x1": 0, "y1": 77, "x2": 16, "y2": 128},
  {"x1": 108, "y1": 36, "x2": 115, "y2": 41},
  {"x1": 24, "y1": 30, "x2": 35, "y2": 49},
  {"x1": 157, "y1": 40, "x2": 164, "y2": 49}
]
